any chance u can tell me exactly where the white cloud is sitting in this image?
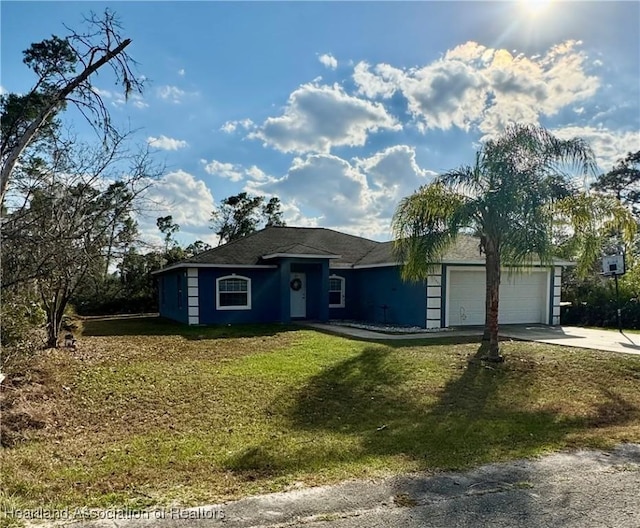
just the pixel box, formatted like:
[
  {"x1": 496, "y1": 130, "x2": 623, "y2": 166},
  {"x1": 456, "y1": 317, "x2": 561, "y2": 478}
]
[
  {"x1": 251, "y1": 153, "x2": 377, "y2": 229},
  {"x1": 157, "y1": 85, "x2": 187, "y2": 103},
  {"x1": 140, "y1": 169, "x2": 217, "y2": 247},
  {"x1": 250, "y1": 83, "x2": 401, "y2": 154},
  {"x1": 246, "y1": 165, "x2": 268, "y2": 182},
  {"x1": 220, "y1": 119, "x2": 255, "y2": 133},
  {"x1": 147, "y1": 135, "x2": 188, "y2": 151},
  {"x1": 246, "y1": 146, "x2": 436, "y2": 239},
  {"x1": 318, "y1": 53, "x2": 338, "y2": 70},
  {"x1": 552, "y1": 126, "x2": 640, "y2": 173},
  {"x1": 353, "y1": 40, "x2": 600, "y2": 136},
  {"x1": 278, "y1": 200, "x2": 322, "y2": 229},
  {"x1": 407, "y1": 58, "x2": 489, "y2": 132},
  {"x1": 353, "y1": 61, "x2": 403, "y2": 99},
  {"x1": 356, "y1": 145, "x2": 435, "y2": 210},
  {"x1": 144, "y1": 170, "x2": 214, "y2": 227},
  {"x1": 201, "y1": 159, "x2": 245, "y2": 182},
  {"x1": 91, "y1": 86, "x2": 113, "y2": 98},
  {"x1": 178, "y1": 68, "x2": 186, "y2": 76},
  {"x1": 132, "y1": 96, "x2": 149, "y2": 109},
  {"x1": 91, "y1": 87, "x2": 148, "y2": 109}
]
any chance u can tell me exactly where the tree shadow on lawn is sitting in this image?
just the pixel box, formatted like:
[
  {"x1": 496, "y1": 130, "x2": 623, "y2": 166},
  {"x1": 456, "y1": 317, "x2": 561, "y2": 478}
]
[
  {"x1": 81, "y1": 316, "x2": 299, "y2": 339},
  {"x1": 225, "y1": 343, "x2": 637, "y2": 479}
]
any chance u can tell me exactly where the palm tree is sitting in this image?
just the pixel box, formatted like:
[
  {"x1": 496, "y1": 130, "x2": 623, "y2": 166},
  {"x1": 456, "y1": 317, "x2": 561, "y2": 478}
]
[{"x1": 392, "y1": 124, "x2": 598, "y2": 362}]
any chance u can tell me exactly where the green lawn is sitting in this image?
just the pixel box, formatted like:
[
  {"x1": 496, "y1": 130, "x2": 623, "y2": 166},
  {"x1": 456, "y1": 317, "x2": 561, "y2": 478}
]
[{"x1": 2, "y1": 317, "x2": 639, "y2": 516}]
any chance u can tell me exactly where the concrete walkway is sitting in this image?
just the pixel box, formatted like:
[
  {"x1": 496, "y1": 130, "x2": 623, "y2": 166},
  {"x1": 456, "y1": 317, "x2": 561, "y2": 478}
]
[{"x1": 306, "y1": 323, "x2": 640, "y2": 356}]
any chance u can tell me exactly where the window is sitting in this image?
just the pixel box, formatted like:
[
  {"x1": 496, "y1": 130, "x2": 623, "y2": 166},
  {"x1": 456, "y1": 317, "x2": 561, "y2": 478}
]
[
  {"x1": 216, "y1": 275, "x2": 251, "y2": 310},
  {"x1": 329, "y1": 275, "x2": 345, "y2": 308}
]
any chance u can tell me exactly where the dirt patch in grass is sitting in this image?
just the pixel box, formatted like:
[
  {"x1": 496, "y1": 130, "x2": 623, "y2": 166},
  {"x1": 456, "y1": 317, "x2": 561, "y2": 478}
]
[{"x1": 1, "y1": 317, "x2": 639, "y2": 515}]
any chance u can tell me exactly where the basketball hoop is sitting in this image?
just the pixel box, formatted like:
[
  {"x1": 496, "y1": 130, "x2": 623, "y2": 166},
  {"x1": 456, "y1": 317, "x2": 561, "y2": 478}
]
[
  {"x1": 601, "y1": 254, "x2": 625, "y2": 276},
  {"x1": 602, "y1": 254, "x2": 626, "y2": 333}
]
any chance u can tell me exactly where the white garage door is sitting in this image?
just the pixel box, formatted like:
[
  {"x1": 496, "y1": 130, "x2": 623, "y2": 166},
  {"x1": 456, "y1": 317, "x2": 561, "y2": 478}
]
[{"x1": 447, "y1": 268, "x2": 549, "y2": 326}]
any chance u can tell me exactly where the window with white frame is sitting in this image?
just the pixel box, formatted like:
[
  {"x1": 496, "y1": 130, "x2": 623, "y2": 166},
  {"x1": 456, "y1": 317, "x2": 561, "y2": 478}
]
[
  {"x1": 329, "y1": 275, "x2": 345, "y2": 308},
  {"x1": 216, "y1": 275, "x2": 251, "y2": 310}
]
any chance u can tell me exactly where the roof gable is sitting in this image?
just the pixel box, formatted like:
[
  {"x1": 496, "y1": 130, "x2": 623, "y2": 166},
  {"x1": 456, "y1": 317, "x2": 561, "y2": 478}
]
[{"x1": 178, "y1": 226, "x2": 378, "y2": 267}]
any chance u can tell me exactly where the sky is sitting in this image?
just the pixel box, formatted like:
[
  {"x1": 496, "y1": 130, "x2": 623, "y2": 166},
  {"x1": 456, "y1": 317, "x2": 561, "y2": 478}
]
[{"x1": 2, "y1": 1, "x2": 639, "y2": 247}]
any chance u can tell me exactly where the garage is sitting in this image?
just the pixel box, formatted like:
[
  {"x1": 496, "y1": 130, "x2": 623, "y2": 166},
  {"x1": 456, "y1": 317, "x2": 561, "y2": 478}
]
[{"x1": 446, "y1": 267, "x2": 550, "y2": 327}]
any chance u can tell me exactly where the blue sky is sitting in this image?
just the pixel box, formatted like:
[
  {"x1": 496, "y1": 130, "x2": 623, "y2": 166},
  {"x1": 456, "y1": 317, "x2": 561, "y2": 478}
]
[{"x1": 2, "y1": 1, "x2": 639, "y2": 246}]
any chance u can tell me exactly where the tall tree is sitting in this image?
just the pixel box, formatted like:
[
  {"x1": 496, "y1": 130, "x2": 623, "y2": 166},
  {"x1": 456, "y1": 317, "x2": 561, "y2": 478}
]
[
  {"x1": 155, "y1": 215, "x2": 184, "y2": 265},
  {"x1": 392, "y1": 124, "x2": 616, "y2": 362},
  {"x1": 184, "y1": 240, "x2": 212, "y2": 257},
  {"x1": 211, "y1": 192, "x2": 285, "y2": 245},
  {"x1": 156, "y1": 215, "x2": 180, "y2": 253},
  {"x1": 0, "y1": 9, "x2": 142, "y2": 205},
  {"x1": 592, "y1": 151, "x2": 640, "y2": 217},
  {"x1": 1, "y1": 138, "x2": 156, "y2": 347},
  {"x1": 263, "y1": 196, "x2": 286, "y2": 227},
  {"x1": 591, "y1": 150, "x2": 640, "y2": 257}
]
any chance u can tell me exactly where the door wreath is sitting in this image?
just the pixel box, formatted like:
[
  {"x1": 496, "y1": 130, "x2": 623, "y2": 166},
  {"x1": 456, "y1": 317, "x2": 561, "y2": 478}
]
[{"x1": 290, "y1": 278, "x2": 303, "y2": 291}]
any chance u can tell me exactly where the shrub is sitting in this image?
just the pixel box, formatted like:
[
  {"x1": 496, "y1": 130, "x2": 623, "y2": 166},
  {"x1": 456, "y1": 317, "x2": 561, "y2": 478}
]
[
  {"x1": 0, "y1": 291, "x2": 46, "y2": 373},
  {"x1": 561, "y1": 263, "x2": 640, "y2": 329}
]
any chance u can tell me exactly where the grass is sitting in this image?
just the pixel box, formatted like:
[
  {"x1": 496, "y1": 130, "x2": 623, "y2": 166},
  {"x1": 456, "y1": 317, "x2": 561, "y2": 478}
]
[{"x1": 1, "y1": 316, "x2": 639, "y2": 517}]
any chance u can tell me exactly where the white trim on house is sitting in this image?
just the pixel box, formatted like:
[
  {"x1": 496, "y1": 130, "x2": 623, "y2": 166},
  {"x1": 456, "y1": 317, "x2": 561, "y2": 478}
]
[
  {"x1": 552, "y1": 266, "x2": 562, "y2": 325},
  {"x1": 426, "y1": 265, "x2": 443, "y2": 329},
  {"x1": 187, "y1": 268, "x2": 199, "y2": 325},
  {"x1": 262, "y1": 253, "x2": 341, "y2": 260},
  {"x1": 216, "y1": 274, "x2": 252, "y2": 311},
  {"x1": 329, "y1": 274, "x2": 346, "y2": 308},
  {"x1": 437, "y1": 260, "x2": 575, "y2": 267},
  {"x1": 350, "y1": 262, "x2": 400, "y2": 269},
  {"x1": 338, "y1": 260, "x2": 574, "y2": 270},
  {"x1": 157, "y1": 260, "x2": 572, "y2": 275}
]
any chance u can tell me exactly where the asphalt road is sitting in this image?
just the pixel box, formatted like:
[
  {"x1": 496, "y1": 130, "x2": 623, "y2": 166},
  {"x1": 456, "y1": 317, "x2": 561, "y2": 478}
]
[{"x1": 67, "y1": 444, "x2": 640, "y2": 528}]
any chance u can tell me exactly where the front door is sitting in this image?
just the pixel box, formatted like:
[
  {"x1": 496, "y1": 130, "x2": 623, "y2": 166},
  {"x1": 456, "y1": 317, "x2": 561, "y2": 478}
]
[{"x1": 290, "y1": 272, "x2": 307, "y2": 318}]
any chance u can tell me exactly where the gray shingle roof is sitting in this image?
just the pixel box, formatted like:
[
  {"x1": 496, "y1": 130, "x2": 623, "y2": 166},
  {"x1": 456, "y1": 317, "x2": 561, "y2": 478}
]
[
  {"x1": 263, "y1": 243, "x2": 340, "y2": 258},
  {"x1": 158, "y1": 227, "x2": 569, "y2": 273},
  {"x1": 353, "y1": 235, "x2": 484, "y2": 266},
  {"x1": 180, "y1": 226, "x2": 379, "y2": 266}
]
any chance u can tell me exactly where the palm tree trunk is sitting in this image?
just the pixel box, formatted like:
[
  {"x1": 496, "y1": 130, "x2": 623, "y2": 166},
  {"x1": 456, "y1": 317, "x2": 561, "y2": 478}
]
[
  {"x1": 484, "y1": 239, "x2": 503, "y2": 362},
  {"x1": 482, "y1": 296, "x2": 490, "y2": 342},
  {"x1": 480, "y1": 235, "x2": 490, "y2": 342}
]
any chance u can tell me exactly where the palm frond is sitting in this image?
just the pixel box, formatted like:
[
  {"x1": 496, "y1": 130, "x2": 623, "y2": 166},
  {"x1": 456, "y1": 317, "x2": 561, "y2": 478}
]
[
  {"x1": 392, "y1": 183, "x2": 474, "y2": 281},
  {"x1": 556, "y1": 192, "x2": 637, "y2": 276},
  {"x1": 438, "y1": 154, "x2": 487, "y2": 197}
]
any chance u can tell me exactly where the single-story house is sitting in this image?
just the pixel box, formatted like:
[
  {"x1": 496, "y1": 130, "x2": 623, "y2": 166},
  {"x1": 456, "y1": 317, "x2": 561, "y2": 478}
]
[{"x1": 153, "y1": 226, "x2": 568, "y2": 329}]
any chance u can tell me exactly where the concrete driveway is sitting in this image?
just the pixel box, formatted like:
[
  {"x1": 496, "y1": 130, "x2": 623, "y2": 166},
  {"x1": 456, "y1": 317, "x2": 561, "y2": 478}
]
[
  {"x1": 307, "y1": 323, "x2": 640, "y2": 356},
  {"x1": 500, "y1": 325, "x2": 640, "y2": 356}
]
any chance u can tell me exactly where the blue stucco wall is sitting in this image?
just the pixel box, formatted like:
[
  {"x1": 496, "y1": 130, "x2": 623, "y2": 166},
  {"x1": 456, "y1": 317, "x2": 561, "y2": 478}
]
[
  {"x1": 352, "y1": 266, "x2": 427, "y2": 328},
  {"x1": 198, "y1": 268, "x2": 281, "y2": 325},
  {"x1": 158, "y1": 270, "x2": 189, "y2": 324},
  {"x1": 158, "y1": 262, "x2": 425, "y2": 327},
  {"x1": 328, "y1": 269, "x2": 357, "y2": 320}
]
